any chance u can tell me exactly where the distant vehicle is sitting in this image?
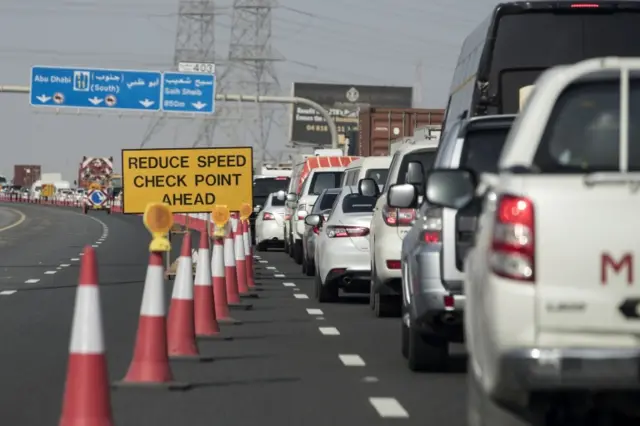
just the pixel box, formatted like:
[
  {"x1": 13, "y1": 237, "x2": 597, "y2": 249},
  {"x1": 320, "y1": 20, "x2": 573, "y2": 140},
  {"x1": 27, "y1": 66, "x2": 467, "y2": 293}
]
[
  {"x1": 251, "y1": 176, "x2": 290, "y2": 243},
  {"x1": 393, "y1": 114, "x2": 515, "y2": 372},
  {"x1": 301, "y1": 187, "x2": 341, "y2": 276},
  {"x1": 254, "y1": 193, "x2": 286, "y2": 251},
  {"x1": 340, "y1": 156, "x2": 392, "y2": 189},
  {"x1": 442, "y1": 0, "x2": 640, "y2": 133},
  {"x1": 307, "y1": 185, "x2": 378, "y2": 302},
  {"x1": 77, "y1": 156, "x2": 114, "y2": 189}
]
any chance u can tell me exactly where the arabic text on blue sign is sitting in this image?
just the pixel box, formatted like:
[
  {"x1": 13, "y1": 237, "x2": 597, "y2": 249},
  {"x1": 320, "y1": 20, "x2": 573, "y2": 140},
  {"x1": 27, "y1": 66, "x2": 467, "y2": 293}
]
[
  {"x1": 162, "y1": 72, "x2": 216, "y2": 114},
  {"x1": 30, "y1": 66, "x2": 162, "y2": 111}
]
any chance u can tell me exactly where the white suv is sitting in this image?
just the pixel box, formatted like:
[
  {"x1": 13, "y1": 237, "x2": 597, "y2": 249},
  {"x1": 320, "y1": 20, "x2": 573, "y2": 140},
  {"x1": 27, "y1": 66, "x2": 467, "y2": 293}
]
[
  {"x1": 425, "y1": 57, "x2": 640, "y2": 424},
  {"x1": 367, "y1": 140, "x2": 439, "y2": 317}
]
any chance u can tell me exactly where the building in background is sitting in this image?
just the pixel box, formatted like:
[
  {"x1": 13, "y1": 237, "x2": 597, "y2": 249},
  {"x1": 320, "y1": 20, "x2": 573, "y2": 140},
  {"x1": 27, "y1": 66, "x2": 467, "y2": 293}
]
[
  {"x1": 289, "y1": 83, "x2": 413, "y2": 147},
  {"x1": 13, "y1": 165, "x2": 42, "y2": 188}
]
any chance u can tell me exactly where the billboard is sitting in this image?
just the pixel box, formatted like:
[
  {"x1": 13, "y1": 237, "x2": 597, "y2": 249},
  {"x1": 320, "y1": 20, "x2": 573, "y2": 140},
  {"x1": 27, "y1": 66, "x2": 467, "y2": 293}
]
[{"x1": 289, "y1": 83, "x2": 413, "y2": 146}]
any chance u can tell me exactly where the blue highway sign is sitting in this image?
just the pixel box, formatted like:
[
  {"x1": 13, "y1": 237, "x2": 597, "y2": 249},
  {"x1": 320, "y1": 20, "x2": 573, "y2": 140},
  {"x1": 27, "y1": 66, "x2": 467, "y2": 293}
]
[
  {"x1": 30, "y1": 66, "x2": 162, "y2": 111},
  {"x1": 162, "y1": 72, "x2": 215, "y2": 114},
  {"x1": 88, "y1": 190, "x2": 107, "y2": 206}
]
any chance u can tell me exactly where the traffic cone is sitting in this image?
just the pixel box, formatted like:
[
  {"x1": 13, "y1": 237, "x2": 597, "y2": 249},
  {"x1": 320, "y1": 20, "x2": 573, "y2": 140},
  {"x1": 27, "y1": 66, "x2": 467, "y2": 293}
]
[
  {"x1": 242, "y1": 219, "x2": 257, "y2": 289},
  {"x1": 233, "y1": 218, "x2": 255, "y2": 298},
  {"x1": 167, "y1": 233, "x2": 213, "y2": 362},
  {"x1": 59, "y1": 246, "x2": 113, "y2": 426},
  {"x1": 113, "y1": 251, "x2": 189, "y2": 390},
  {"x1": 211, "y1": 233, "x2": 241, "y2": 324},
  {"x1": 224, "y1": 223, "x2": 253, "y2": 310},
  {"x1": 194, "y1": 231, "x2": 231, "y2": 340}
]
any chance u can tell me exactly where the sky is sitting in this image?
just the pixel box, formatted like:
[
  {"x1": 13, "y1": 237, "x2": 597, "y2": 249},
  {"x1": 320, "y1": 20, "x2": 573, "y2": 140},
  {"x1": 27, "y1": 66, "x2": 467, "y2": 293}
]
[{"x1": 0, "y1": 0, "x2": 500, "y2": 182}]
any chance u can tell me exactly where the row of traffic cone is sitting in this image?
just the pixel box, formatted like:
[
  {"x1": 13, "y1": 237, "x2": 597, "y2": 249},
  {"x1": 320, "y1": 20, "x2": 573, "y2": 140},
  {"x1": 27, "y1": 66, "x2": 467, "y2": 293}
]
[{"x1": 58, "y1": 218, "x2": 258, "y2": 425}]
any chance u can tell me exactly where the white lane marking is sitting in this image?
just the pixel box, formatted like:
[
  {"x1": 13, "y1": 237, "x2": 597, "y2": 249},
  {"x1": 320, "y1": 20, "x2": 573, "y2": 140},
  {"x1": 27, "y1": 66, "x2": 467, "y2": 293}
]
[
  {"x1": 96, "y1": 241, "x2": 102, "y2": 244},
  {"x1": 306, "y1": 308, "x2": 323, "y2": 315},
  {"x1": 71, "y1": 258, "x2": 79, "y2": 261},
  {"x1": 91, "y1": 244, "x2": 98, "y2": 248},
  {"x1": 253, "y1": 255, "x2": 260, "y2": 259},
  {"x1": 274, "y1": 274, "x2": 285, "y2": 277},
  {"x1": 339, "y1": 354, "x2": 366, "y2": 367},
  {"x1": 319, "y1": 327, "x2": 340, "y2": 335},
  {"x1": 368, "y1": 398, "x2": 409, "y2": 418},
  {"x1": 266, "y1": 266, "x2": 276, "y2": 270},
  {"x1": 283, "y1": 282, "x2": 296, "y2": 287},
  {"x1": 0, "y1": 290, "x2": 16, "y2": 295},
  {"x1": 363, "y1": 376, "x2": 379, "y2": 383},
  {"x1": 60, "y1": 264, "x2": 70, "y2": 267},
  {"x1": 259, "y1": 260, "x2": 268, "y2": 263},
  {"x1": 44, "y1": 271, "x2": 56, "y2": 275},
  {"x1": 293, "y1": 294, "x2": 308, "y2": 299},
  {"x1": 56, "y1": 267, "x2": 62, "y2": 270},
  {"x1": 79, "y1": 253, "x2": 84, "y2": 256},
  {"x1": 316, "y1": 317, "x2": 325, "y2": 320},
  {"x1": 25, "y1": 279, "x2": 40, "y2": 284}
]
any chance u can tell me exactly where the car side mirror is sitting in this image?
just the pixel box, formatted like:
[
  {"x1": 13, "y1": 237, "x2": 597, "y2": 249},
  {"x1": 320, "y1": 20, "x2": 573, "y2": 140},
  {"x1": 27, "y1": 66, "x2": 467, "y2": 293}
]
[
  {"x1": 358, "y1": 178, "x2": 380, "y2": 197},
  {"x1": 286, "y1": 192, "x2": 297, "y2": 202},
  {"x1": 388, "y1": 183, "x2": 418, "y2": 208},
  {"x1": 425, "y1": 169, "x2": 476, "y2": 209},
  {"x1": 275, "y1": 190, "x2": 286, "y2": 201},
  {"x1": 305, "y1": 214, "x2": 322, "y2": 227},
  {"x1": 254, "y1": 205, "x2": 262, "y2": 213},
  {"x1": 405, "y1": 161, "x2": 424, "y2": 185}
]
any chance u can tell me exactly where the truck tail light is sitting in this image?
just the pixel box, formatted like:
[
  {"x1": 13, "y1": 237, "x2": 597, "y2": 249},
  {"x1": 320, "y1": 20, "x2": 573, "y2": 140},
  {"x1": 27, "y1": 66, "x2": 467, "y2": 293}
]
[
  {"x1": 421, "y1": 207, "x2": 442, "y2": 243},
  {"x1": 326, "y1": 226, "x2": 369, "y2": 238},
  {"x1": 382, "y1": 204, "x2": 415, "y2": 226},
  {"x1": 490, "y1": 195, "x2": 534, "y2": 282},
  {"x1": 263, "y1": 212, "x2": 275, "y2": 221}
]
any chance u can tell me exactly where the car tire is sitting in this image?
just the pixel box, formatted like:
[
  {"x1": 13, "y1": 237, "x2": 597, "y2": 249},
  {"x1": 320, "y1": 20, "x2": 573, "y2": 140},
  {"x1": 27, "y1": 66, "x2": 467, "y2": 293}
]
[
  {"x1": 407, "y1": 327, "x2": 448, "y2": 372},
  {"x1": 283, "y1": 233, "x2": 289, "y2": 253},
  {"x1": 315, "y1": 270, "x2": 338, "y2": 303},
  {"x1": 301, "y1": 248, "x2": 308, "y2": 274},
  {"x1": 293, "y1": 240, "x2": 303, "y2": 265},
  {"x1": 373, "y1": 292, "x2": 399, "y2": 318},
  {"x1": 401, "y1": 321, "x2": 409, "y2": 359},
  {"x1": 256, "y1": 241, "x2": 266, "y2": 252},
  {"x1": 305, "y1": 257, "x2": 315, "y2": 277},
  {"x1": 288, "y1": 235, "x2": 295, "y2": 257}
]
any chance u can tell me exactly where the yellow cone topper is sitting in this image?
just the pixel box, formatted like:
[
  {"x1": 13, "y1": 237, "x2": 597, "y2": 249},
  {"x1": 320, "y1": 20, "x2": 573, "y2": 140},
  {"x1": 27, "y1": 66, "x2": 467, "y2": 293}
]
[
  {"x1": 212, "y1": 205, "x2": 230, "y2": 237},
  {"x1": 239, "y1": 202, "x2": 252, "y2": 220},
  {"x1": 89, "y1": 182, "x2": 102, "y2": 190},
  {"x1": 143, "y1": 202, "x2": 173, "y2": 252}
]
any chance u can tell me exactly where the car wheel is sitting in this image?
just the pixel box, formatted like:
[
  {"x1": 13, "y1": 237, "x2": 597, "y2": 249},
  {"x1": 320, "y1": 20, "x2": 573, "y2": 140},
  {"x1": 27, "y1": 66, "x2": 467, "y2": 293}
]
[
  {"x1": 374, "y1": 293, "x2": 400, "y2": 318},
  {"x1": 301, "y1": 248, "x2": 308, "y2": 274},
  {"x1": 407, "y1": 326, "x2": 448, "y2": 372},
  {"x1": 283, "y1": 233, "x2": 289, "y2": 253},
  {"x1": 401, "y1": 321, "x2": 409, "y2": 359},
  {"x1": 315, "y1": 270, "x2": 338, "y2": 303},
  {"x1": 305, "y1": 256, "x2": 315, "y2": 277},
  {"x1": 256, "y1": 241, "x2": 266, "y2": 252},
  {"x1": 288, "y1": 235, "x2": 295, "y2": 257},
  {"x1": 293, "y1": 240, "x2": 303, "y2": 265}
]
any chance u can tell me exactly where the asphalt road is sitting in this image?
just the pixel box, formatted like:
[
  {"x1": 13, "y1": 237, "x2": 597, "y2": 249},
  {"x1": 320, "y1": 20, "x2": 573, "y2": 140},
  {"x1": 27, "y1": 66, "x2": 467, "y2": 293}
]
[{"x1": 0, "y1": 204, "x2": 466, "y2": 425}]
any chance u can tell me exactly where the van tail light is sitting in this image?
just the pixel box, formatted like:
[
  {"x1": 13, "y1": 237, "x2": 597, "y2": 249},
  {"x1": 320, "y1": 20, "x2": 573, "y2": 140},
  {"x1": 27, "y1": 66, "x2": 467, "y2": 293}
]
[
  {"x1": 297, "y1": 204, "x2": 307, "y2": 220},
  {"x1": 382, "y1": 204, "x2": 415, "y2": 226},
  {"x1": 490, "y1": 195, "x2": 534, "y2": 282},
  {"x1": 386, "y1": 260, "x2": 401, "y2": 269},
  {"x1": 421, "y1": 207, "x2": 442, "y2": 243},
  {"x1": 263, "y1": 212, "x2": 275, "y2": 221},
  {"x1": 326, "y1": 226, "x2": 369, "y2": 238}
]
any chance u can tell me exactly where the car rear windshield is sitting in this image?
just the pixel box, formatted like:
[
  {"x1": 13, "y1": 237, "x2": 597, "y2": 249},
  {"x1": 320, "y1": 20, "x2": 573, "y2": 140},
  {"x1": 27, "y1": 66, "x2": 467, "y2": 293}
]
[
  {"x1": 493, "y1": 11, "x2": 640, "y2": 113},
  {"x1": 270, "y1": 196, "x2": 285, "y2": 206},
  {"x1": 253, "y1": 177, "x2": 290, "y2": 196},
  {"x1": 309, "y1": 172, "x2": 344, "y2": 195},
  {"x1": 314, "y1": 192, "x2": 339, "y2": 212},
  {"x1": 534, "y1": 79, "x2": 640, "y2": 172},
  {"x1": 342, "y1": 194, "x2": 377, "y2": 213},
  {"x1": 365, "y1": 168, "x2": 389, "y2": 187},
  {"x1": 460, "y1": 127, "x2": 511, "y2": 174}
]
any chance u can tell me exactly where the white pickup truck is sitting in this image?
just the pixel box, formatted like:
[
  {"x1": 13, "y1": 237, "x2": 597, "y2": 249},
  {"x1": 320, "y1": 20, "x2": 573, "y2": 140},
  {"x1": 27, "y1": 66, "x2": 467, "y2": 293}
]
[{"x1": 425, "y1": 57, "x2": 640, "y2": 425}]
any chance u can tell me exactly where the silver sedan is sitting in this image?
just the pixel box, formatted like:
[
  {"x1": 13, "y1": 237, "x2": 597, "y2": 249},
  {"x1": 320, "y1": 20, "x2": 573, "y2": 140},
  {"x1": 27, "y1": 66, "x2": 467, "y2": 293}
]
[
  {"x1": 306, "y1": 185, "x2": 378, "y2": 303},
  {"x1": 301, "y1": 187, "x2": 340, "y2": 277}
]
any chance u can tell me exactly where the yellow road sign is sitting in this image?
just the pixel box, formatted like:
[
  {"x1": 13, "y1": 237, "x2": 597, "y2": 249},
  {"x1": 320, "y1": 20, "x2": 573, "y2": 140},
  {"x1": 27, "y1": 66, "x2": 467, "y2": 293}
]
[
  {"x1": 41, "y1": 184, "x2": 54, "y2": 197},
  {"x1": 143, "y1": 202, "x2": 173, "y2": 252},
  {"x1": 121, "y1": 147, "x2": 254, "y2": 214}
]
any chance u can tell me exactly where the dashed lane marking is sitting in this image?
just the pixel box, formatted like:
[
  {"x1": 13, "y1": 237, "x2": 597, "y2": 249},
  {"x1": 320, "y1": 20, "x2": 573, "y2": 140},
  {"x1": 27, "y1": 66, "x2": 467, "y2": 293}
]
[
  {"x1": 0, "y1": 290, "x2": 16, "y2": 296},
  {"x1": 79, "y1": 253, "x2": 84, "y2": 256},
  {"x1": 319, "y1": 327, "x2": 340, "y2": 335},
  {"x1": 339, "y1": 354, "x2": 366, "y2": 367},
  {"x1": 70, "y1": 258, "x2": 79, "y2": 261},
  {"x1": 259, "y1": 260, "x2": 268, "y2": 263},
  {"x1": 293, "y1": 294, "x2": 308, "y2": 299},
  {"x1": 44, "y1": 271, "x2": 56, "y2": 275},
  {"x1": 317, "y1": 317, "x2": 325, "y2": 320},
  {"x1": 274, "y1": 274, "x2": 285, "y2": 278},
  {"x1": 368, "y1": 398, "x2": 409, "y2": 418},
  {"x1": 283, "y1": 282, "x2": 296, "y2": 287},
  {"x1": 266, "y1": 266, "x2": 276, "y2": 270},
  {"x1": 91, "y1": 244, "x2": 98, "y2": 248},
  {"x1": 24, "y1": 279, "x2": 40, "y2": 284},
  {"x1": 306, "y1": 308, "x2": 323, "y2": 315},
  {"x1": 60, "y1": 264, "x2": 70, "y2": 267}
]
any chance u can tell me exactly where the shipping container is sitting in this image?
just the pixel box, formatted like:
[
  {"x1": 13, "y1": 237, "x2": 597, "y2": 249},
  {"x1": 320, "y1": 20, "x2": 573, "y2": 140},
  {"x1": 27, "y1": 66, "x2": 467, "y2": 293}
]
[
  {"x1": 13, "y1": 165, "x2": 41, "y2": 188},
  {"x1": 357, "y1": 108, "x2": 444, "y2": 157}
]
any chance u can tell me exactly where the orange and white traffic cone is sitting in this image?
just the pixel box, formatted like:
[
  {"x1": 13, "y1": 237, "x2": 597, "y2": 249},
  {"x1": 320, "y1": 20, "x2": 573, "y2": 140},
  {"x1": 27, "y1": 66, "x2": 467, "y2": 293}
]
[
  {"x1": 194, "y1": 231, "x2": 231, "y2": 340},
  {"x1": 233, "y1": 218, "x2": 254, "y2": 298},
  {"x1": 224, "y1": 224, "x2": 253, "y2": 310},
  {"x1": 59, "y1": 246, "x2": 113, "y2": 426},
  {"x1": 242, "y1": 219, "x2": 257, "y2": 289},
  {"x1": 211, "y1": 233, "x2": 241, "y2": 324},
  {"x1": 167, "y1": 233, "x2": 213, "y2": 361},
  {"x1": 113, "y1": 251, "x2": 189, "y2": 389}
]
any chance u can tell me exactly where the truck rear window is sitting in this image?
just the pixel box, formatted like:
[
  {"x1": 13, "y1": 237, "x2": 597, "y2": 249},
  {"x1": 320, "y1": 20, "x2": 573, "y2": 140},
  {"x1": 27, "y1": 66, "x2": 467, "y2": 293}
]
[
  {"x1": 309, "y1": 172, "x2": 344, "y2": 195},
  {"x1": 460, "y1": 128, "x2": 511, "y2": 174},
  {"x1": 534, "y1": 79, "x2": 640, "y2": 172},
  {"x1": 365, "y1": 168, "x2": 389, "y2": 187}
]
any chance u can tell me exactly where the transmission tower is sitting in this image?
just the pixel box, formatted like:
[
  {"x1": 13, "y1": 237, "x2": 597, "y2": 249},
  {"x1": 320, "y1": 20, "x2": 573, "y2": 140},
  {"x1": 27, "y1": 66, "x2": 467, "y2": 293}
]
[
  {"x1": 140, "y1": 0, "x2": 221, "y2": 148},
  {"x1": 226, "y1": 0, "x2": 283, "y2": 164}
]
